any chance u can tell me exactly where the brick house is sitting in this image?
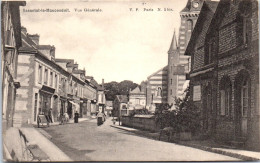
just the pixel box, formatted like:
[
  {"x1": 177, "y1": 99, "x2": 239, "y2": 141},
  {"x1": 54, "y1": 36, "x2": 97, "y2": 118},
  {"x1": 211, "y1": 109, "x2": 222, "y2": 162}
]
[
  {"x1": 185, "y1": 1, "x2": 219, "y2": 138},
  {"x1": 1, "y1": 1, "x2": 26, "y2": 131},
  {"x1": 187, "y1": 0, "x2": 259, "y2": 150}
]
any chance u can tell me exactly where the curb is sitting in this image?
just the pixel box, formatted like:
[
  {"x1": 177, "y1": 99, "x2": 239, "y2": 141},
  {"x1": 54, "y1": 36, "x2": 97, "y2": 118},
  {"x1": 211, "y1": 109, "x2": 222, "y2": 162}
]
[
  {"x1": 178, "y1": 141, "x2": 259, "y2": 161},
  {"x1": 111, "y1": 125, "x2": 259, "y2": 161}
]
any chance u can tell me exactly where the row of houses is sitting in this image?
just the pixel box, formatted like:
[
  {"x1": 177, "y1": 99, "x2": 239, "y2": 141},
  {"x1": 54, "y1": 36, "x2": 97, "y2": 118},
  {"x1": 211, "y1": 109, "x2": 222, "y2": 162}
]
[{"x1": 1, "y1": 1, "x2": 106, "y2": 130}]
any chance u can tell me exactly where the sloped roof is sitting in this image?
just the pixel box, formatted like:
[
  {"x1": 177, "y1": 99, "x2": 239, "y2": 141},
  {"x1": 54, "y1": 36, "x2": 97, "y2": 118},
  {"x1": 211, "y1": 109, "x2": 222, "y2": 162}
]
[
  {"x1": 168, "y1": 29, "x2": 178, "y2": 53},
  {"x1": 85, "y1": 76, "x2": 93, "y2": 80},
  {"x1": 19, "y1": 30, "x2": 70, "y2": 76},
  {"x1": 90, "y1": 78, "x2": 103, "y2": 90},
  {"x1": 36, "y1": 45, "x2": 55, "y2": 50},
  {"x1": 55, "y1": 58, "x2": 74, "y2": 67},
  {"x1": 205, "y1": 1, "x2": 219, "y2": 12},
  {"x1": 116, "y1": 95, "x2": 128, "y2": 103},
  {"x1": 147, "y1": 66, "x2": 168, "y2": 79},
  {"x1": 130, "y1": 86, "x2": 141, "y2": 93},
  {"x1": 73, "y1": 69, "x2": 85, "y2": 74},
  {"x1": 185, "y1": 1, "x2": 219, "y2": 56},
  {"x1": 21, "y1": 31, "x2": 37, "y2": 49},
  {"x1": 106, "y1": 101, "x2": 113, "y2": 107}
]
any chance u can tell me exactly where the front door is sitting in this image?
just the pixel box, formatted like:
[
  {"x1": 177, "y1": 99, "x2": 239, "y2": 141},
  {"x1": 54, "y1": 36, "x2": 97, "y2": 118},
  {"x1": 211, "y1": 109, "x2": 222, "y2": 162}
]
[
  {"x1": 203, "y1": 85, "x2": 212, "y2": 133},
  {"x1": 240, "y1": 79, "x2": 249, "y2": 137},
  {"x1": 43, "y1": 94, "x2": 51, "y2": 114},
  {"x1": 67, "y1": 102, "x2": 72, "y2": 118}
]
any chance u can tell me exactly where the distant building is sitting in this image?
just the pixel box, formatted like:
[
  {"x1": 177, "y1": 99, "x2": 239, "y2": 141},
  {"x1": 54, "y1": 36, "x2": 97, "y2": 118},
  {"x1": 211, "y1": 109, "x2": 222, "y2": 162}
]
[
  {"x1": 105, "y1": 100, "x2": 113, "y2": 117},
  {"x1": 97, "y1": 79, "x2": 106, "y2": 113},
  {"x1": 146, "y1": 67, "x2": 168, "y2": 112},
  {"x1": 84, "y1": 77, "x2": 98, "y2": 117},
  {"x1": 85, "y1": 76, "x2": 99, "y2": 115},
  {"x1": 1, "y1": 1, "x2": 26, "y2": 131},
  {"x1": 128, "y1": 86, "x2": 146, "y2": 111},
  {"x1": 55, "y1": 58, "x2": 85, "y2": 119},
  {"x1": 113, "y1": 95, "x2": 128, "y2": 117}
]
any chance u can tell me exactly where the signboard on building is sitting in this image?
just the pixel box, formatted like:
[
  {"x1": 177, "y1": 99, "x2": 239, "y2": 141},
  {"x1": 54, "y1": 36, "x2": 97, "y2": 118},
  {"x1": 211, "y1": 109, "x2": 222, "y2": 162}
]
[{"x1": 193, "y1": 85, "x2": 201, "y2": 101}]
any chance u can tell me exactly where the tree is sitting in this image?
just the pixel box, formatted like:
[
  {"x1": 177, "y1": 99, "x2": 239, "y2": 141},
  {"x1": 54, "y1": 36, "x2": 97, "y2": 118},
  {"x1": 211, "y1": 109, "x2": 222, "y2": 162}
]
[{"x1": 104, "y1": 80, "x2": 139, "y2": 101}]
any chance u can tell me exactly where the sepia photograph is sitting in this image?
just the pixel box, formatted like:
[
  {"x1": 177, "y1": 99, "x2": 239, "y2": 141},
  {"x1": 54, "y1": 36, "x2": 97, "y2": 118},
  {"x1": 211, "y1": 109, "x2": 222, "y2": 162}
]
[{"x1": 1, "y1": 0, "x2": 260, "y2": 161}]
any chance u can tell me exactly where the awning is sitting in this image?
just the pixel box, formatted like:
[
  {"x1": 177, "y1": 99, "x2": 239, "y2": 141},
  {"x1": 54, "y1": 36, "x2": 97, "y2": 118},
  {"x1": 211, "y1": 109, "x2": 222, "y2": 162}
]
[
  {"x1": 69, "y1": 100, "x2": 80, "y2": 107},
  {"x1": 40, "y1": 85, "x2": 55, "y2": 94},
  {"x1": 69, "y1": 100, "x2": 80, "y2": 111}
]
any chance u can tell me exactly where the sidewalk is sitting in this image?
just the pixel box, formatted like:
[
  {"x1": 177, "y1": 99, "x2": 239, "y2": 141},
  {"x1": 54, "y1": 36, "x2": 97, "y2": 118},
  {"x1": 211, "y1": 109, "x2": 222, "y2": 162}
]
[
  {"x1": 111, "y1": 123, "x2": 260, "y2": 161},
  {"x1": 3, "y1": 127, "x2": 72, "y2": 161},
  {"x1": 33, "y1": 117, "x2": 90, "y2": 126},
  {"x1": 20, "y1": 127, "x2": 72, "y2": 161}
]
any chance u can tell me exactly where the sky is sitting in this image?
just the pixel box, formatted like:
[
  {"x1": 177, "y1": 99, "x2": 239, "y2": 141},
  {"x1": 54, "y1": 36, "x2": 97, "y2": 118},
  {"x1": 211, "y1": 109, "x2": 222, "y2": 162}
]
[{"x1": 20, "y1": 0, "x2": 187, "y2": 84}]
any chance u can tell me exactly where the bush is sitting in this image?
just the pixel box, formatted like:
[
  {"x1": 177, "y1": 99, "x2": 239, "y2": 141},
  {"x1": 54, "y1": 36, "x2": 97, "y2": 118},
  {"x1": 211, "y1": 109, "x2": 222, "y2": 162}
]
[
  {"x1": 129, "y1": 108, "x2": 151, "y2": 117},
  {"x1": 155, "y1": 86, "x2": 200, "y2": 134}
]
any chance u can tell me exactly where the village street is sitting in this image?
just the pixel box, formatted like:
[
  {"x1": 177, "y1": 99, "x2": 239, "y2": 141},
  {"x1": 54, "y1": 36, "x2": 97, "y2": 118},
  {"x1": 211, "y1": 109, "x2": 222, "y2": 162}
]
[{"x1": 42, "y1": 118, "x2": 240, "y2": 161}]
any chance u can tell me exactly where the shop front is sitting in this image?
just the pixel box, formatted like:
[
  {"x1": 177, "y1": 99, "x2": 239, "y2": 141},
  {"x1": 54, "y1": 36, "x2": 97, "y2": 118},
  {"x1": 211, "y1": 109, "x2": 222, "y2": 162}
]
[
  {"x1": 60, "y1": 96, "x2": 67, "y2": 117},
  {"x1": 80, "y1": 98, "x2": 88, "y2": 118},
  {"x1": 38, "y1": 85, "x2": 55, "y2": 116},
  {"x1": 67, "y1": 96, "x2": 80, "y2": 119}
]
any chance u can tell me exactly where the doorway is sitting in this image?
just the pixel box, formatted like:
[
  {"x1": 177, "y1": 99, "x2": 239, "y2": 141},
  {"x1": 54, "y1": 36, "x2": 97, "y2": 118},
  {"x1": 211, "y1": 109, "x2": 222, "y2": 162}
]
[{"x1": 235, "y1": 70, "x2": 250, "y2": 138}]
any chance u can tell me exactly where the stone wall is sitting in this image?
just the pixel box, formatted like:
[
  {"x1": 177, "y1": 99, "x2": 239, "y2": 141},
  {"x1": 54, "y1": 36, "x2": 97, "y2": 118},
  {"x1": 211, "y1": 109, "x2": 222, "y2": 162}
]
[{"x1": 122, "y1": 115, "x2": 160, "y2": 132}]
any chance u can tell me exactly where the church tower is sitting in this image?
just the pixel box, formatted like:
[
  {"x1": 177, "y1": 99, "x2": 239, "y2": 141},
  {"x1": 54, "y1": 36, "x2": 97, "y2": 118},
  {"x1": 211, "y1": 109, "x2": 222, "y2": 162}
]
[
  {"x1": 179, "y1": 0, "x2": 205, "y2": 55},
  {"x1": 167, "y1": 30, "x2": 179, "y2": 105},
  {"x1": 167, "y1": 0, "x2": 205, "y2": 106}
]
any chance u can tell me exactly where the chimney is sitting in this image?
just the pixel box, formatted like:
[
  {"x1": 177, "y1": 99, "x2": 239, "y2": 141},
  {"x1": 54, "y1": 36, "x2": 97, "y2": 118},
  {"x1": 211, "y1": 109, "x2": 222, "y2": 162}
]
[
  {"x1": 21, "y1": 26, "x2": 27, "y2": 35},
  {"x1": 74, "y1": 62, "x2": 78, "y2": 70},
  {"x1": 28, "y1": 34, "x2": 40, "y2": 45},
  {"x1": 102, "y1": 79, "x2": 104, "y2": 89}
]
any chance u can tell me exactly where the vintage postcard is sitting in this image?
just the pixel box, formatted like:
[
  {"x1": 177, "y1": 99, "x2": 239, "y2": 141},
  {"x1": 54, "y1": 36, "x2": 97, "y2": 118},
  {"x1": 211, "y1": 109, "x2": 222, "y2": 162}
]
[{"x1": 1, "y1": 0, "x2": 259, "y2": 162}]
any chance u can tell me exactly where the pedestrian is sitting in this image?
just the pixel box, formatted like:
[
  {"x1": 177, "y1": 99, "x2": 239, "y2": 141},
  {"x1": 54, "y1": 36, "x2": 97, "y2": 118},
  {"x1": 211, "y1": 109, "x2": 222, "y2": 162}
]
[
  {"x1": 64, "y1": 112, "x2": 69, "y2": 122},
  {"x1": 74, "y1": 111, "x2": 79, "y2": 123},
  {"x1": 48, "y1": 108, "x2": 53, "y2": 123},
  {"x1": 97, "y1": 111, "x2": 103, "y2": 126},
  {"x1": 44, "y1": 108, "x2": 50, "y2": 124}
]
